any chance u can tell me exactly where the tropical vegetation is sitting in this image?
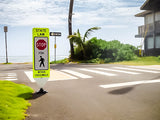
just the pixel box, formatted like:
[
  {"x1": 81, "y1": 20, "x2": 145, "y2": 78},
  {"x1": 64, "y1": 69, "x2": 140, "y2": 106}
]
[
  {"x1": 68, "y1": 27, "x2": 101, "y2": 59},
  {"x1": 84, "y1": 37, "x2": 138, "y2": 62},
  {"x1": 68, "y1": 26, "x2": 138, "y2": 63}
]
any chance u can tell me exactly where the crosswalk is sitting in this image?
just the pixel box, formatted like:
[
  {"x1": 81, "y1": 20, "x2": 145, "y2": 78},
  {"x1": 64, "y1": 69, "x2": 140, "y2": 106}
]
[
  {"x1": 24, "y1": 66, "x2": 160, "y2": 82},
  {"x1": 0, "y1": 73, "x2": 17, "y2": 81}
]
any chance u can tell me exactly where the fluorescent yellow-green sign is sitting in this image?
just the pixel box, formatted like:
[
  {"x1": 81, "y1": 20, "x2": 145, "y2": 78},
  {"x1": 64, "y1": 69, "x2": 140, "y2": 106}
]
[{"x1": 32, "y1": 28, "x2": 50, "y2": 78}]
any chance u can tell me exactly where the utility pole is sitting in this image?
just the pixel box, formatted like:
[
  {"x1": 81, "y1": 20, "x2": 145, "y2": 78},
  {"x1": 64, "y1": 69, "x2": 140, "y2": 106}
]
[
  {"x1": 4, "y1": 26, "x2": 8, "y2": 63},
  {"x1": 68, "y1": 0, "x2": 74, "y2": 59}
]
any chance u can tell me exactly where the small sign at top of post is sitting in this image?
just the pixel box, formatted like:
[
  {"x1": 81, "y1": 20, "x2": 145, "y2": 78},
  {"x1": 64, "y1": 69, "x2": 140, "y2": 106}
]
[
  {"x1": 4, "y1": 26, "x2": 8, "y2": 32},
  {"x1": 50, "y1": 32, "x2": 61, "y2": 36}
]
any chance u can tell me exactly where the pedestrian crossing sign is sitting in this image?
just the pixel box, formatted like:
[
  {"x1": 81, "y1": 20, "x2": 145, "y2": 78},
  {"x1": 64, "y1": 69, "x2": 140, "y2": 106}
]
[{"x1": 32, "y1": 28, "x2": 50, "y2": 78}]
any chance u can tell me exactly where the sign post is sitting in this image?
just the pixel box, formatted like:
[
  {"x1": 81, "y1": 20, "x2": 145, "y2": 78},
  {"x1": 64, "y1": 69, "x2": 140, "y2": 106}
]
[
  {"x1": 32, "y1": 28, "x2": 50, "y2": 93},
  {"x1": 50, "y1": 32, "x2": 61, "y2": 63}
]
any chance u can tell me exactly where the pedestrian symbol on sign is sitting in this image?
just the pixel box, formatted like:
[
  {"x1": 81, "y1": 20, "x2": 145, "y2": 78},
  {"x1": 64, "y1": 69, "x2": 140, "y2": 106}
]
[{"x1": 39, "y1": 56, "x2": 45, "y2": 67}]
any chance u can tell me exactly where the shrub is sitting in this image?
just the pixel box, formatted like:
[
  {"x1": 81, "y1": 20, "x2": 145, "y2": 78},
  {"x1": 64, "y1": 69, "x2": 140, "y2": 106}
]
[{"x1": 73, "y1": 37, "x2": 138, "y2": 62}]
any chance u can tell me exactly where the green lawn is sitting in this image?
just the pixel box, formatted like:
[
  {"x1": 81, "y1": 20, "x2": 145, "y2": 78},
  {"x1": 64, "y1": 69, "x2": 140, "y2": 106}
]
[
  {"x1": 111, "y1": 56, "x2": 160, "y2": 65},
  {"x1": 50, "y1": 56, "x2": 160, "y2": 66},
  {"x1": 0, "y1": 81, "x2": 34, "y2": 120},
  {"x1": 50, "y1": 58, "x2": 69, "y2": 64}
]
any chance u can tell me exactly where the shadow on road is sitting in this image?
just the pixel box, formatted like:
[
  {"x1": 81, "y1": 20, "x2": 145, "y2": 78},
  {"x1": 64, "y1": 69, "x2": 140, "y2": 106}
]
[
  {"x1": 30, "y1": 92, "x2": 47, "y2": 100},
  {"x1": 18, "y1": 92, "x2": 46, "y2": 100},
  {"x1": 108, "y1": 87, "x2": 134, "y2": 95}
]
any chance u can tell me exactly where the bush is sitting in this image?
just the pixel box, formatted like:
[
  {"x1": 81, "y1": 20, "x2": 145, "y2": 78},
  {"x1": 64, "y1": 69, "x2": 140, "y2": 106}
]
[{"x1": 73, "y1": 37, "x2": 138, "y2": 63}]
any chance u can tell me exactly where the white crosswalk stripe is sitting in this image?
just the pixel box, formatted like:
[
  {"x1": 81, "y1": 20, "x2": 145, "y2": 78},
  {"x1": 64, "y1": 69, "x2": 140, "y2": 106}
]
[
  {"x1": 0, "y1": 73, "x2": 17, "y2": 81},
  {"x1": 80, "y1": 68, "x2": 117, "y2": 76},
  {"x1": 61, "y1": 69, "x2": 92, "y2": 78},
  {"x1": 113, "y1": 67, "x2": 160, "y2": 73},
  {"x1": 128, "y1": 66, "x2": 160, "y2": 71},
  {"x1": 96, "y1": 68, "x2": 140, "y2": 75}
]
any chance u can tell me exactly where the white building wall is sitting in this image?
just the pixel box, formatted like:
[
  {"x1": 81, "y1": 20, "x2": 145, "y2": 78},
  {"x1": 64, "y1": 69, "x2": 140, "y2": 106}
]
[
  {"x1": 155, "y1": 11, "x2": 160, "y2": 21},
  {"x1": 145, "y1": 13, "x2": 153, "y2": 24}
]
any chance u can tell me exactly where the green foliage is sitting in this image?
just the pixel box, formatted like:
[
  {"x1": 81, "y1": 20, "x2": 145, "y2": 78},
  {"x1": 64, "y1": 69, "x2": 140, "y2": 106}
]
[
  {"x1": 74, "y1": 37, "x2": 138, "y2": 63},
  {"x1": 0, "y1": 81, "x2": 34, "y2": 120},
  {"x1": 68, "y1": 27, "x2": 101, "y2": 59}
]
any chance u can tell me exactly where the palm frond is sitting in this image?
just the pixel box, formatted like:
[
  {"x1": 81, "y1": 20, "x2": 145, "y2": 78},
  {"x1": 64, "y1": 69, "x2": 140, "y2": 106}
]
[{"x1": 83, "y1": 27, "x2": 101, "y2": 42}]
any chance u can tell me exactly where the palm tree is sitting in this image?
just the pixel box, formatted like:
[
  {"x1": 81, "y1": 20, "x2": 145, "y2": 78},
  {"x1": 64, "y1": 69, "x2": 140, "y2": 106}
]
[
  {"x1": 68, "y1": 27, "x2": 101, "y2": 59},
  {"x1": 68, "y1": 0, "x2": 74, "y2": 59}
]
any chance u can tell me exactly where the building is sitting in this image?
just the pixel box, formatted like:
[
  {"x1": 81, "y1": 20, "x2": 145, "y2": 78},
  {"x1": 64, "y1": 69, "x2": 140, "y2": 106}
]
[{"x1": 135, "y1": 0, "x2": 160, "y2": 56}]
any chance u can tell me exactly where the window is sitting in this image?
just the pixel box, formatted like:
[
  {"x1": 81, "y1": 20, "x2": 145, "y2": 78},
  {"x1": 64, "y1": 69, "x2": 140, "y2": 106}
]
[
  {"x1": 156, "y1": 36, "x2": 160, "y2": 48},
  {"x1": 147, "y1": 37, "x2": 154, "y2": 49}
]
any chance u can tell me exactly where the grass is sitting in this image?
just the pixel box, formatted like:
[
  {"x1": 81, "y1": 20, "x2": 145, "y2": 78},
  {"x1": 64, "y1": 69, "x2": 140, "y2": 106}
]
[
  {"x1": 3, "y1": 63, "x2": 12, "y2": 65},
  {"x1": 111, "y1": 56, "x2": 160, "y2": 65},
  {"x1": 0, "y1": 80, "x2": 34, "y2": 120},
  {"x1": 50, "y1": 58, "x2": 106, "y2": 64},
  {"x1": 50, "y1": 56, "x2": 160, "y2": 66},
  {"x1": 50, "y1": 58, "x2": 69, "y2": 64}
]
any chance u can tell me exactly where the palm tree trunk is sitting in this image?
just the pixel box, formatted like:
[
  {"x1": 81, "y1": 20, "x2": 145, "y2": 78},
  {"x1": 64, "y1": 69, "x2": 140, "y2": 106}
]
[{"x1": 68, "y1": 0, "x2": 74, "y2": 59}]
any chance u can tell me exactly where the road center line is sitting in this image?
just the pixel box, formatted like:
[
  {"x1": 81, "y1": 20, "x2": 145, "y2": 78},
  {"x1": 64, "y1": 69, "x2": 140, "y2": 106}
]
[{"x1": 99, "y1": 79, "x2": 160, "y2": 89}]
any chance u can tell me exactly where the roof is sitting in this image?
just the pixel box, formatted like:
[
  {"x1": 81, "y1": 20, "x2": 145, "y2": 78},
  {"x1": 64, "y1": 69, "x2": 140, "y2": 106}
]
[
  {"x1": 141, "y1": 0, "x2": 160, "y2": 10},
  {"x1": 135, "y1": 10, "x2": 152, "y2": 17}
]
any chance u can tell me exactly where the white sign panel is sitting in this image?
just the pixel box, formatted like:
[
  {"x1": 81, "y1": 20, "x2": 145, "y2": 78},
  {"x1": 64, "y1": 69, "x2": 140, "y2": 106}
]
[{"x1": 34, "y1": 37, "x2": 49, "y2": 70}]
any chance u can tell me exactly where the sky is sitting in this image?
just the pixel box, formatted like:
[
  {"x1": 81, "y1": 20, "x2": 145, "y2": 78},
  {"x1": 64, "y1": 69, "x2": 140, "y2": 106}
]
[{"x1": 0, "y1": 0, "x2": 146, "y2": 57}]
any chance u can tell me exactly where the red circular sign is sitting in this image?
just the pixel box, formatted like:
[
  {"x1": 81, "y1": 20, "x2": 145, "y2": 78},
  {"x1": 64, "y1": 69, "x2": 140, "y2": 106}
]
[{"x1": 36, "y1": 39, "x2": 47, "y2": 50}]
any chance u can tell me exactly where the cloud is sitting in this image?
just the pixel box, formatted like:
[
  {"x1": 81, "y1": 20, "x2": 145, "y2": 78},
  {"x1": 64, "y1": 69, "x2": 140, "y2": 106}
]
[
  {"x1": 72, "y1": 0, "x2": 143, "y2": 29},
  {"x1": 0, "y1": 0, "x2": 144, "y2": 27},
  {"x1": 0, "y1": 0, "x2": 69, "y2": 26},
  {"x1": 103, "y1": 25, "x2": 128, "y2": 29}
]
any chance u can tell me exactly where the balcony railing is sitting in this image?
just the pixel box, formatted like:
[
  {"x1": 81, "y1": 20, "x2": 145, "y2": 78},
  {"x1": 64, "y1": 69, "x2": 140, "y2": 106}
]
[{"x1": 135, "y1": 21, "x2": 160, "y2": 38}]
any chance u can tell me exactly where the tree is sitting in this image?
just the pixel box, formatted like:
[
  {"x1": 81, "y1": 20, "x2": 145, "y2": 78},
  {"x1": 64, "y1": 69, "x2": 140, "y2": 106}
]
[
  {"x1": 68, "y1": 0, "x2": 74, "y2": 59},
  {"x1": 68, "y1": 27, "x2": 101, "y2": 59}
]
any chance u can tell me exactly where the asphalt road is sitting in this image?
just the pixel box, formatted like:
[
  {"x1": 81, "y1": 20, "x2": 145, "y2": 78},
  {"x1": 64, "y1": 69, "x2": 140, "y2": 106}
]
[{"x1": 1, "y1": 63, "x2": 160, "y2": 120}]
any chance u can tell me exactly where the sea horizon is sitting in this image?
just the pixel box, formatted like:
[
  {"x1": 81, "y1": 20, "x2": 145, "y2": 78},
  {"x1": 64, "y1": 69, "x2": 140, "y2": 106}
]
[{"x1": 0, "y1": 55, "x2": 69, "y2": 63}]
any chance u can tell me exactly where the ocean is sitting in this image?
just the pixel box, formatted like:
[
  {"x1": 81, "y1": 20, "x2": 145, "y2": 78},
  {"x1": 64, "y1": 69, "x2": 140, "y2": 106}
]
[{"x1": 0, "y1": 55, "x2": 68, "y2": 63}]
